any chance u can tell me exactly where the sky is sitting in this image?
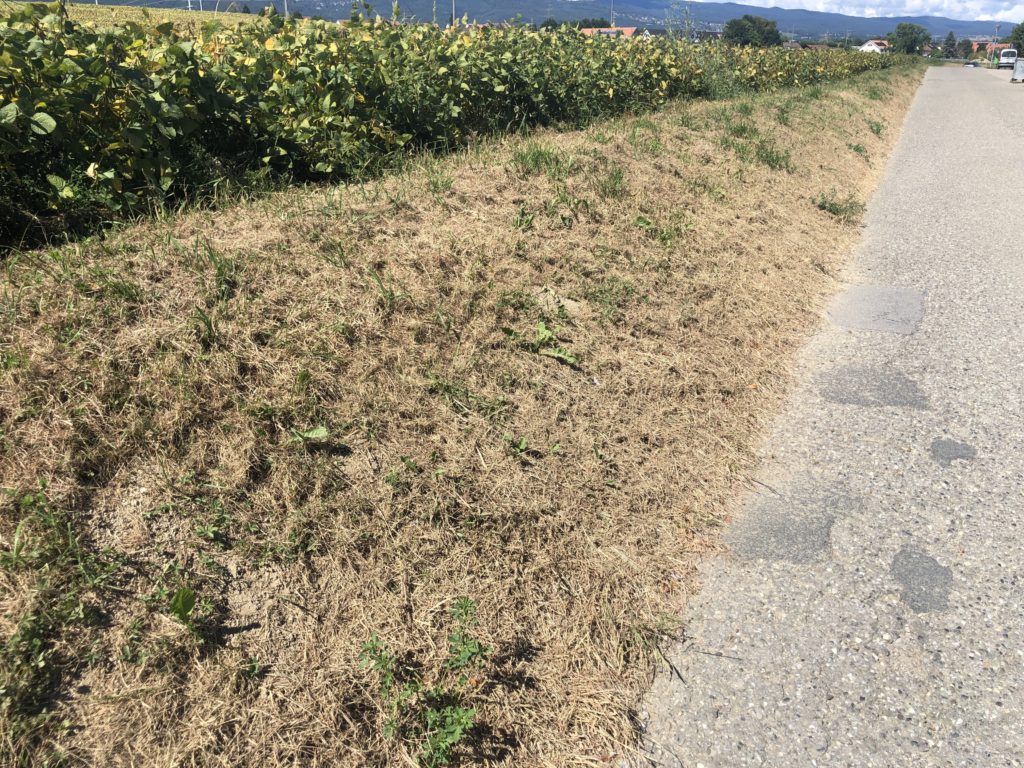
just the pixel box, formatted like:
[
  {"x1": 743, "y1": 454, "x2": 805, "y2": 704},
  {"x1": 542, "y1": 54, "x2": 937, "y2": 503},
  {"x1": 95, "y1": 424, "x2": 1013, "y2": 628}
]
[{"x1": 716, "y1": 0, "x2": 1024, "y2": 22}]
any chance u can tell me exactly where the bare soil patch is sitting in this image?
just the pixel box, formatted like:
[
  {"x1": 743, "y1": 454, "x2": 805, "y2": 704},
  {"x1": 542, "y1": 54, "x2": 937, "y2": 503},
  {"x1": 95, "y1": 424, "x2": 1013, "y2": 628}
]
[{"x1": 0, "y1": 68, "x2": 921, "y2": 766}]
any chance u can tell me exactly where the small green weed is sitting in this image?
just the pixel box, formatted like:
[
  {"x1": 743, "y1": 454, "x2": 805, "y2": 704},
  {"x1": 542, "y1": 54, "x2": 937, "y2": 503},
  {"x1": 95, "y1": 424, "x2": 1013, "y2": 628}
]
[
  {"x1": 813, "y1": 190, "x2": 865, "y2": 223},
  {"x1": 543, "y1": 187, "x2": 589, "y2": 228},
  {"x1": 689, "y1": 177, "x2": 727, "y2": 201},
  {"x1": 427, "y1": 167, "x2": 454, "y2": 196},
  {"x1": 367, "y1": 267, "x2": 406, "y2": 313},
  {"x1": 0, "y1": 348, "x2": 27, "y2": 371},
  {"x1": 502, "y1": 432, "x2": 542, "y2": 462},
  {"x1": 360, "y1": 597, "x2": 489, "y2": 766},
  {"x1": 86, "y1": 265, "x2": 143, "y2": 305},
  {"x1": 848, "y1": 142, "x2": 869, "y2": 161},
  {"x1": 192, "y1": 307, "x2": 217, "y2": 351},
  {"x1": 596, "y1": 166, "x2": 627, "y2": 199},
  {"x1": 676, "y1": 111, "x2": 701, "y2": 130},
  {"x1": 726, "y1": 121, "x2": 758, "y2": 139},
  {"x1": 428, "y1": 378, "x2": 508, "y2": 421},
  {"x1": 584, "y1": 276, "x2": 638, "y2": 323},
  {"x1": 503, "y1": 321, "x2": 578, "y2": 366},
  {"x1": 319, "y1": 237, "x2": 350, "y2": 267},
  {"x1": 628, "y1": 119, "x2": 663, "y2": 154},
  {"x1": 512, "y1": 205, "x2": 535, "y2": 231},
  {"x1": 0, "y1": 485, "x2": 120, "y2": 764},
  {"x1": 193, "y1": 498, "x2": 232, "y2": 548},
  {"x1": 755, "y1": 139, "x2": 793, "y2": 172},
  {"x1": 719, "y1": 135, "x2": 754, "y2": 164},
  {"x1": 168, "y1": 587, "x2": 197, "y2": 627},
  {"x1": 868, "y1": 119, "x2": 884, "y2": 137},
  {"x1": 512, "y1": 142, "x2": 574, "y2": 179},
  {"x1": 634, "y1": 214, "x2": 685, "y2": 246},
  {"x1": 199, "y1": 239, "x2": 238, "y2": 303},
  {"x1": 495, "y1": 288, "x2": 536, "y2": 316}
]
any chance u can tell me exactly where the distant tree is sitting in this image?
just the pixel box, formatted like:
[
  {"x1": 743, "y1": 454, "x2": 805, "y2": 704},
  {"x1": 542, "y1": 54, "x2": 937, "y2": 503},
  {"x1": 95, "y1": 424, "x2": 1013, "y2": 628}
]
[
  {"x1": 241, "y1": 3, "x2": 252, "y2": 12},
  {"x1": 665, "y1": 0, "x2": 695, "y2": 40},
  {"x1": 722, "y1": 15, "x2": 782, "y2": 47},
  {"x1": 1011, "y1": 22, "x2": 1024, "y2": 52},
  {"x1": 886, "y1": 23, "x2": 930, "y2": 54},
  {"x1": 942, "y1": 31, "x2": 956, "y2": 58},
  {"x1": 956, "y1": 38, "x2": 973, "y2": 58},
  {"x1": 538, "y1": 17, "x2": 611, "y2": 29}
]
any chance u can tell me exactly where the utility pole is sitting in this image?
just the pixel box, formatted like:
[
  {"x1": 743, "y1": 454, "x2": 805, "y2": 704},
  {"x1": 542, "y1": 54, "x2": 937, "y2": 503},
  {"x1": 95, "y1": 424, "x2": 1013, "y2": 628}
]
[{"x1": 610, "y1": 0, "x2": 614, "y2": 27}]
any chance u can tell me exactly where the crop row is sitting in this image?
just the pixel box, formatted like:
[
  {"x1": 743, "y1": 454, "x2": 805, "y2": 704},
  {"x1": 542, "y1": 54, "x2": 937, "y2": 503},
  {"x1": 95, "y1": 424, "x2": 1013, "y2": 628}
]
[{"x1": 0, "y1": 3, "x2": 910, "y2": 240}]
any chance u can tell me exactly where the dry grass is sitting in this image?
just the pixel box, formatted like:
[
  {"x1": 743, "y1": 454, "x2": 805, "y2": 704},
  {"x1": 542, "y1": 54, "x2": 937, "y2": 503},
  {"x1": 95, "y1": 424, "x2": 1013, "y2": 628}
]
[
  {"x1": 5, "y1": 1, "x2": 257, "y2": 28},
  {"x1": 0, "y1": 68, "x2": 922, "y2": 766}
]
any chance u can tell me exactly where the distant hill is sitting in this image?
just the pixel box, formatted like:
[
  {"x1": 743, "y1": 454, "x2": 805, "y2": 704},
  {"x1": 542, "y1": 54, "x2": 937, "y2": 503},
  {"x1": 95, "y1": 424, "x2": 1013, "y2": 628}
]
[
  {"x1": 401, "y1": 0, "x2": 1016, "y2": 38},
  {"x1": 89, "y1": 0, "x2": 1016, "y2": 40}
]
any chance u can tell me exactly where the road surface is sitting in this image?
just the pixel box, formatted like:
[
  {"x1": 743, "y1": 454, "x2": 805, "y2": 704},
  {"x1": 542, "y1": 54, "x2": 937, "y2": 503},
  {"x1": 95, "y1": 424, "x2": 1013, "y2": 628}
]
[{"x1": 639, "y1": 66, "x2": 1024, "y2": 767}]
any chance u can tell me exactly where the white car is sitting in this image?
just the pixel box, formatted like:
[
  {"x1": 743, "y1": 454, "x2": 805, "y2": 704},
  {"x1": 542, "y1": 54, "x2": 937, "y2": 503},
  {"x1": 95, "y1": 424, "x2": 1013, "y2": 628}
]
[{"x1": 998, "y1": 49, "x2": 1018, "y2": 69}]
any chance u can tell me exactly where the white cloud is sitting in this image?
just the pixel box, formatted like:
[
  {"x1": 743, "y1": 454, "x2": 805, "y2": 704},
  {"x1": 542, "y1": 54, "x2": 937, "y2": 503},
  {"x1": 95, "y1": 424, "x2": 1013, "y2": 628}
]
[{"x1": 710, "y1": 0, "x2": 1024, "y2": 23}]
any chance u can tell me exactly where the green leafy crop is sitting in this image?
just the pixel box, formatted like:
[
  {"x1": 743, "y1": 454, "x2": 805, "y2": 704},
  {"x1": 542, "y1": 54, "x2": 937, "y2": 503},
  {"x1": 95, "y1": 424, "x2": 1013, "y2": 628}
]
[{"x1": 0, "y1": 3, "x2": 912, "y2": 241}]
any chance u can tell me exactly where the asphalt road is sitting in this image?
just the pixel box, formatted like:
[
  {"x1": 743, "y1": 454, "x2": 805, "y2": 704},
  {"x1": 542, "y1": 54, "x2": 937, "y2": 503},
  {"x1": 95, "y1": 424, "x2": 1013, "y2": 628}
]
[{"x1": 639, "y1": 66, "x2": 1024, "y2": 767}]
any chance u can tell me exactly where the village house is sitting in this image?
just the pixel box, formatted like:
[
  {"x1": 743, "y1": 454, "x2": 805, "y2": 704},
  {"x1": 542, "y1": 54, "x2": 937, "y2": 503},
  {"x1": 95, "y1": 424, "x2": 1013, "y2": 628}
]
[{"x1": 858, "y1": 39, "x2": 889, "y2": 53}]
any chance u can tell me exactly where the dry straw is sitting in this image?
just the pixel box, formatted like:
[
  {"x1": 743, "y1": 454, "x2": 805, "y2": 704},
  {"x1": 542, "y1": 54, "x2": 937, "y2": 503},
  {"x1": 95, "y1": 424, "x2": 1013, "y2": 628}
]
[{"x1": 0, "y1": 68, "x2": 920, "y2": 766}]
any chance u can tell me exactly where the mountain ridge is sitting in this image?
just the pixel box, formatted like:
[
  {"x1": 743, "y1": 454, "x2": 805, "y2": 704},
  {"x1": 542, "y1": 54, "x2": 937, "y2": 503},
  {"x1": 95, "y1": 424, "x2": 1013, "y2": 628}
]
[
  {"x1": 94, "y1": 0, "x2": 1016, "y2": 39},
  {"x1": 422, "y1": 1, "x2": 1016, "y2": 38}
]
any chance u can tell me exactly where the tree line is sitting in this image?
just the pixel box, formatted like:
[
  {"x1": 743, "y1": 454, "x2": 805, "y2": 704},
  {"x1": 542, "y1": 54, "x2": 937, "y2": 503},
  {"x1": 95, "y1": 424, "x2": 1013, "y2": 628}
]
[{"x1": 523, "y1": 14, "x2": 1024, "y2": 55}]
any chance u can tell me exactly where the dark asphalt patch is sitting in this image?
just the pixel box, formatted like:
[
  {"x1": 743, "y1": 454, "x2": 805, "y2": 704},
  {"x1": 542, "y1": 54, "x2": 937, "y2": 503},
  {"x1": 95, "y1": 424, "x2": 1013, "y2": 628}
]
[
  {"x1": 929, "y1": 438, "x2": 977, "y2": 468},
  {"x1": 726, "y1": 490, "x2": 859, "y2": 563},
  {"x1": 820, "y1": 364, "x2": 930, "y2": 410},
  {"x1": 891, "y1": 546, "x2": 953, "y2": 612}
]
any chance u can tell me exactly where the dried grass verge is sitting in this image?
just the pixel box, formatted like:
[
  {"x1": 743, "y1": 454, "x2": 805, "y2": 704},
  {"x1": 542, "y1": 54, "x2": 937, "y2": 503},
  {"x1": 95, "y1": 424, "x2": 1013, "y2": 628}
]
[{"x1": 0, "y1": 67, "x2": 922, "y2": 767}]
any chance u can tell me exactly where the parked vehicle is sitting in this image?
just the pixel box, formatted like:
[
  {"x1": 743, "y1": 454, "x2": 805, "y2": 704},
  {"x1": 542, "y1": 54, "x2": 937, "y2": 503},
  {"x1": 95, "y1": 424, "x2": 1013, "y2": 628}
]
[{"x1": 998, "y1": 49, "x2": 1018, "y2": 69}]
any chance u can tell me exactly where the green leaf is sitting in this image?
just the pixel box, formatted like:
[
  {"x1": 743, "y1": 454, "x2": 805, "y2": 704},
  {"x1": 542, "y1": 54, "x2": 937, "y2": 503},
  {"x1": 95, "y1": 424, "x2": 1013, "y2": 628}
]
[
  {"x1": 29, "y1": 112, "x2": 56, "y2": 135},
  {"x1": 169, "y1": 587, "x2": 196, "y2": 624},
  {"x1": 0, "y1": 102, "x2": 19, "y2": 125},
  {"x1": 290, "y1": 425, "x2": 329, "y2": 443}
]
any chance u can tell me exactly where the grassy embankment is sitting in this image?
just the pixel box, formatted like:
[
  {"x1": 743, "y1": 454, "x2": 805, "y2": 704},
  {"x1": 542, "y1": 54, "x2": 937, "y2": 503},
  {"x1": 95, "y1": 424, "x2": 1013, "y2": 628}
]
[{"x1": 0, "y1": 66, "x2": 921, "y2": 766}]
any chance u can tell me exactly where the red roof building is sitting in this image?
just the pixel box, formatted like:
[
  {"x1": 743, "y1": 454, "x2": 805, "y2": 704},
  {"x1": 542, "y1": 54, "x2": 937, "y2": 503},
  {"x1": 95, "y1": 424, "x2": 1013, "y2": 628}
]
[{"x1": 580, "y1": 27, "x2": 638, "y2": 38}]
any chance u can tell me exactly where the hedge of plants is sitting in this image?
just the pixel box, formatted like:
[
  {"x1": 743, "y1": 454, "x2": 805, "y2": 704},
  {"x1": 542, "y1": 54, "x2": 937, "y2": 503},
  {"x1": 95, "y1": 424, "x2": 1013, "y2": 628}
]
[{"x1": 0, "y1": 3, "x2": 908, "y2": 240}]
